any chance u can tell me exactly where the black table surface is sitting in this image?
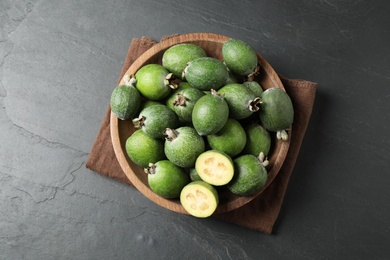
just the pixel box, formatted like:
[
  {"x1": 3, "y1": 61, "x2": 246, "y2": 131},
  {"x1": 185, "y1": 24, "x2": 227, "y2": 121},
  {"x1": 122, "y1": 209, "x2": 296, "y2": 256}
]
[{"x1": 1, "y1": 0, "x2": 389, "y2": 259}]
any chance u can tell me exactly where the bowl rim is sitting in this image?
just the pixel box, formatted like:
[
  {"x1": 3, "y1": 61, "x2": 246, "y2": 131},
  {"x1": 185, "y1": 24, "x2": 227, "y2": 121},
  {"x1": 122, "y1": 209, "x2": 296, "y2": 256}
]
[{"x1": 110, "y1": 32, "x2": 290, "y2": 215}]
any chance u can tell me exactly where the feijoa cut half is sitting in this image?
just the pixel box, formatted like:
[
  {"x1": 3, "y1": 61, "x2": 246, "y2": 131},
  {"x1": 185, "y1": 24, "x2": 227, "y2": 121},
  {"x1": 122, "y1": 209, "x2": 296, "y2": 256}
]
[
  {"x1": 195, "y1": 150, "x2": 234, "y2": 186},
  {"x1": 180, "y1": 181, "x2": 219, "y2": 218}
]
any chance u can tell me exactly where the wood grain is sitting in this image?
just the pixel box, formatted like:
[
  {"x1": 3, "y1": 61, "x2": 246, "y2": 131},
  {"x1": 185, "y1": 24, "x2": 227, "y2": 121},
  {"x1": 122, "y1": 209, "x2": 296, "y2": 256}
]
[{"x1": 110, "y1": 33, "x2": 290, "y2": 215}]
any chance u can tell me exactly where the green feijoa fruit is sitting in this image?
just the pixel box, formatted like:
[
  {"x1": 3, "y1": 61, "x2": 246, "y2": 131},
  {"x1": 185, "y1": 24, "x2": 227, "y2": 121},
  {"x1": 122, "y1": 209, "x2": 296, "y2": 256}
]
[
  {"x1": 189, "y1": 168, "x2": 202, "y2": 181},
  {"x1": 183, "y1": 57, "x2": 229, "y2": 91},
  {"x1": 243, "y1": 122, "x2": 271, "y2": 157},
  {"x1": 180, "y1": 181, "x2": 219, "y2": 218},
  {"x1": 243, "y1": 81, "x2": 263, "y2": 97},
  {"x1": 162, "y1": 43, "x2": 207, "y2": 78},
  {"x1": 206, "y1": 118, "x2": 247, "y2": 157},
  {"x1": 192, "y1": 90, "x2": 229, "y2": 135},
  {"x1": 139, "y1": 100, "x2": 162, "y2": 111},
  {"x1": 195, "y1": 150, "x2": 234, "y2": 186},
  {"x1": 164, "y1": 127, "x2": 205, "y2": 168},
  {"x1": 146, "y1": 160, "x2": 190, "y2": 199},
  {"x1": 222, "y1": 38, "x2": 258, "y2": 77},
  {"x1": 258, "y1": 88, "x2": 294, "y2": 137},
  {"x1": 133, "y1": 104, "x2": 179, "y2": 138},
  {"x1": 135, "y1": 64, "x2": 175, "y2": 101},
  {"x1": 125, "y1": 129, "x2": 166, "y2": 168},
  {"x1": 178, "y1": 81, "x2": 192, "y2": 90},
  {"x1": 227, "y1": 154, "x2": 268, "y2": 196},
  {"x1": 110, "y1": 84, "x2": 141, "y2": 120},
  {"x1": 166, "y1": 88, "x2": 205, "y2": 122},
  {"x1": 217, "y1": 83, "x2": 261, "y2": 120}
]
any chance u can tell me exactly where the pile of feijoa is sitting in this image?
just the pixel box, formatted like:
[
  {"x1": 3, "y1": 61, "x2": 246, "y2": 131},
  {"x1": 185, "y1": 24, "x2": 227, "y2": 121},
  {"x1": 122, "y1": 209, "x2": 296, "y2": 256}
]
[{"x1": 110, "y1": 38, "x2": 294, "y2": 218}]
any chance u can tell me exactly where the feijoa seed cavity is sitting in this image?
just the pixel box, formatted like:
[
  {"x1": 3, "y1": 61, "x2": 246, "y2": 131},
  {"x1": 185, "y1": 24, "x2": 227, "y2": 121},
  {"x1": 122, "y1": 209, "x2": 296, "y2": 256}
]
[{"x1": 110, "y1": 36, "x2": 294, "y2": 218}]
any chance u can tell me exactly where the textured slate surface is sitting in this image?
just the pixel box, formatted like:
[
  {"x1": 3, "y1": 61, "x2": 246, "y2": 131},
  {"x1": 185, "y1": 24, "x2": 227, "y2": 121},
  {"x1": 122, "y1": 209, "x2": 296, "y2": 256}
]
[{"x1": 1, "y1": 0, "x2": 389, "y2": 259}]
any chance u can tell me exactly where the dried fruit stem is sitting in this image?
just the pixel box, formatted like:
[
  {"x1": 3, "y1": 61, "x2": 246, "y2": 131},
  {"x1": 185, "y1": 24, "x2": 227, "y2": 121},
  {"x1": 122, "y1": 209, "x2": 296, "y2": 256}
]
[
  {"x1": 144, "y1": 163, "x2": 156, "y2": 174},
  {"x1": 276, "y1": 130, "x2": 289, "y2": 141},
  {"x1": 123, "y1": 74, "x2": 136, "y2": 86},
  {"x1": 173, "y1": 93, "x2": 187, "y2": 106},
  {"x1": 248, "y1": 97, "x2": 261, "y2": 112},
  {"x1": 132, "y1": 115, "x2": 145, "y2": 128},
  {"x1": 164, "y1": 128, "x2": 179, "y2": 141}
]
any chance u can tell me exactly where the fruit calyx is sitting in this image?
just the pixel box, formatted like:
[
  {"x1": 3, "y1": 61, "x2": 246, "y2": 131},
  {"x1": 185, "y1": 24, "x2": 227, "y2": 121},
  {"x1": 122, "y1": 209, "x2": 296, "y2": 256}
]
[
  {"x1": 248, "y1": 97, "x2": 261, "y2": 112},
  {"x1": 163, "y1": 128, "x2": 179, "y2": 141},
  {"x1": 258, "y1": 151, "x2": 269, "y2": 167},
  {"x1": 173, "y1": 93, "x2": 187, "y2": 106},
  {"x1": 164, "y1": 73, "x2": 179, "y2": 90},
  {"x1": 123, "y1": 74, "x2": 136, "y2": 87},
  {"x1": 132, "y1": 115, "x2": 146, "y2": 128},
  {"x1": 210, "y1": 89, "x2": 224, "y2": 98},
  {"x1": 276, "y1": 130, "x2": 289, "y2": 141},
  {"x1": 247, "y1": 65, "x2": 260, "y2": 82},
  {"x1": 144, "y1": 162, "x2": 156, "y2": 174}
]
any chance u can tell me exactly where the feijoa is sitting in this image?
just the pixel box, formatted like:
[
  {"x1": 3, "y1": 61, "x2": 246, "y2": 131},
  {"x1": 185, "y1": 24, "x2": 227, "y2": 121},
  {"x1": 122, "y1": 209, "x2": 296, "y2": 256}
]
[
  {"x1": 135, "y1": 64, "x2": 175, "y2": 101},
  {"x1": 222, "y1": 39, "x2": 258, "y2": 77},
  {"x1": 206, "y1": 118, "x2": 247, "y2": 157},
  {"x1": 110, "y1": 83, "x2": 141, "y2": 120},
  {"x1": 189, "y1": 168, "x2": 202, "y2": 181},
  {"x1": 162, "y1": 43, "x2": 207, "y2": 78},
  {"x1": 227, "y1": 154, "x2": 268, "y2": 196},
  {"x1": 166, "y1": 87, "x2": 205, "y2": 122},
  {"x1": 217, "y1": 83, "x2": 261, "y2": 120},
  {"x1": 192, "y1": 90, "x2": 229, "y2": 135},
  {"x1": 195, "y1": 150, "x2": 234, "y2": 186},
  {"x1": 243, "y1": 81, "x2": 263, "y2": 97},
  {"x1": 183, "y1": 57, "x2": 229, "y2": 91},
  {"x1": 164, "y1": 127, "x2": 205, "y2": 168},
  {"x1": 125, "y1": 129, "x2": 166, "y2": 168},
  {"x1": 146, "y1": 160, "x2": 190, "y2": 199},
  {"x1": 258, "y1": 88, "x2": 294, "y2": 138},
  {"x1": 133, "y1": 104, "x2": 179, "y2": 138},
  {"x1": 180, "y1": 181, "x2": 219, "y2": 218},
  {"x1": 242, "y1": 122, "x2": 271, "y2": 157}
]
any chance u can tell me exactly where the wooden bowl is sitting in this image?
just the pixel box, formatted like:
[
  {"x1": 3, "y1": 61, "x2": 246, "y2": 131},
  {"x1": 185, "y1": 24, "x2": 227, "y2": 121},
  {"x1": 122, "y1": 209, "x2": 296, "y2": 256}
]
[{"x1": 110, "y1": 33, "x2": 290, "y2": 215}]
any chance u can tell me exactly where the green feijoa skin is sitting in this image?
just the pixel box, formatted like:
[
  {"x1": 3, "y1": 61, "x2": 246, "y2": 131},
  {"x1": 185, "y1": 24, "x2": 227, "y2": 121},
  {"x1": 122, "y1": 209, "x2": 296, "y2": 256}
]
[
  {"x1": 166, "y1": 87, "x2": 205, "y2": 122},
  {"x1": 135, "y1": 64, "x2": 176, "y2": 101},
  {"x1": 206, "y1": 118, "x2": 247, "y2": 157},
  {"x1": 222, "y1": 39, "x2": 258, "y2": 77},
  {"x1": 178, "y1": 81, "x2": 192, "y2": 90},
  {"x1": 180, "y1": 181, "x2": 219, "y2": 218},
  {"x1": 226, "y1": 69, "x2": 239, "y2": 84},
  {"x1": 125, "y1": 129, "x2": 166, "y2": 168},
  {"x1": 243, "y1": 122, "x2": 271, "y2": 157},
  {"x1": 146, "y1": 160, "x2": 190, "y2": 199},
  {"x1": 227, "y1": 154, "x2": 268, "y2": 196},
  {"x1": 164, "y1": 127, "x2": 205, "y2": 168},
  {"x1": 217, "y1": 83, "x2": 261, "y2": 120},
  {"x1": 110, "y1": 84, "x2": 141, "y2": 120},
  {"x1": 258, "y1": 88, "x2": 294, "y2": 136},
  {"x1": 192, "y1": 90, "x2": 229, "y2": 135},
  {"x1": 183, "y1": 57, "x2": 229, "y2": 91},
  {"x1": 189, "y1": 168, "x2": 203, "y2": 181},
  {"x1": 162, "y1": 43, "x2": 207, "y2": 78},
  {"x1": 133, "y1": 104, "x2": 179, "y2": 139},
  {"x1": 139, "y1": 100, "x2": 162, "y2": 111},
  {"x1": 243, "y1": 81, "x2": 263, "y2": 97}
]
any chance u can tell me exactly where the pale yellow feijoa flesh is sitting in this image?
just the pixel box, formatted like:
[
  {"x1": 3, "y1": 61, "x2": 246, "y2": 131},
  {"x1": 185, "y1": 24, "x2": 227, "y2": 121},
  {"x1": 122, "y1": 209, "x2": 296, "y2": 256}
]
[
  {"x1": 180, "y1": 181, "x2": 219, "y2": 218},
  {"x1": 195, "y1": 150, "x2": 234, "y2": 186}
]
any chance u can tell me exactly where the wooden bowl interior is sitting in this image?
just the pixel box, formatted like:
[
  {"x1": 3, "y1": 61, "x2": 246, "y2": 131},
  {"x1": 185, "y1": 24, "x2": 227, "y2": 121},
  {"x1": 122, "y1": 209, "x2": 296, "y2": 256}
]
[{"x1": 111, "y1": 33, "x2": 290, "y2": 215}]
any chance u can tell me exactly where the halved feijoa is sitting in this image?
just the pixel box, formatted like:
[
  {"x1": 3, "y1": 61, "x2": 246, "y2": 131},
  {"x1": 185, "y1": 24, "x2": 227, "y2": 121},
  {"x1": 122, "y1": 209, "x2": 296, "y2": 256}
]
[
  {"x1": 192, "y1": 90, "x2": 229, "y2": 136},
  {"x1": 195, "y1": 150, "x2": 234, "y2": 186},
  {"x1": 180, "y1": 181, "x2": 219, "y2": 218},
  {"x1": 162, "y1": 43, "x2": 207, "y2": 78},
  {"x1": 164, "y1": 127, "x2": 205, "y2": 168},
  {"x1": 183, "y1": 57, "x2": 229, "y2": 91},
  {"x1": 125, "y1": 129, "x2": 166, "y2": 168},
  {"x1": 146, "y1": 160, "x2": 190, "y2": 199},
  {"x1": 227, "y1": 154, "x2": 268, "y2": 196}
]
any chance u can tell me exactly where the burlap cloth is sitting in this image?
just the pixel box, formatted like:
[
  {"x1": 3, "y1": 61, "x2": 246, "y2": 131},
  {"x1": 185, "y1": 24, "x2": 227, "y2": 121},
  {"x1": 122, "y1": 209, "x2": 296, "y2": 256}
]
[{"x1": 86, "y1": 36, "x2": 317, "y2": 234}]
